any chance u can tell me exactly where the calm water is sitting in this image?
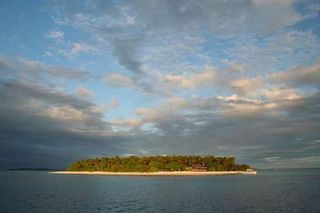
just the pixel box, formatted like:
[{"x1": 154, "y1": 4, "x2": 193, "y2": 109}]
[{"x1": 0, "y1": 169, "x2": 319, "y2": 213}]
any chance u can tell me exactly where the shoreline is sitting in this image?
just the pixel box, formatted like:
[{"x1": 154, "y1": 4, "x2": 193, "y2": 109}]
[{"x1": 49, "y1": 171, "x2": 257, "y2": 176}]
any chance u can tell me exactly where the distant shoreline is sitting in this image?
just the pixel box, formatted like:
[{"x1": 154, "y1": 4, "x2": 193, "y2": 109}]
[{"x1": 50, "y1": 171, "x2": 257, "y2": 176}]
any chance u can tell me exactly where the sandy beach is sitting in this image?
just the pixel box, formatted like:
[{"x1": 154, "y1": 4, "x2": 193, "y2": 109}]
[{"x1": 50, "y1": 171, "x2": 257, "y2": 176}]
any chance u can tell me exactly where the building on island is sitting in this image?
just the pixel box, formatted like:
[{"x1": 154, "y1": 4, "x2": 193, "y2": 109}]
[
  {"x1": 192, "y1": 164, "x2": 207, "y2": 172},
  {"x1": 246, "y1": 168, "x2": 257, "y2": 174}
]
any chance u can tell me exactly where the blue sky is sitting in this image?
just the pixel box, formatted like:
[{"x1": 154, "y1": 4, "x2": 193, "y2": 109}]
[{"x1": 0, "y1": 0, "x2": 320, "y2": 169}]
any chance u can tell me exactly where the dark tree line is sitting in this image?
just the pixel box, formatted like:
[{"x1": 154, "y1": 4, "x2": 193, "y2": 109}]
[{"x1": 67, "y1": 156, "x2": 251, "y2": 172}]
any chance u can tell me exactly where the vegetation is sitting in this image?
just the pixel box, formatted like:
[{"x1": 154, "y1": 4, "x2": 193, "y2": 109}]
[{"x1": 67, "y1": 156, "x2": 250, "y2": 172}]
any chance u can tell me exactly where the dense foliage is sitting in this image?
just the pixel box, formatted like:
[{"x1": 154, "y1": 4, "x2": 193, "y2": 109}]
[{"x1": 67, "y1": 156, "x2": 250, "y2": 172}]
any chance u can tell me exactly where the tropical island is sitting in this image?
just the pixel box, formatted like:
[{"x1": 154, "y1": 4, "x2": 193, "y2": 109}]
[{"x1": 51, "y1": 155, "x2": 257, "y2": 176}]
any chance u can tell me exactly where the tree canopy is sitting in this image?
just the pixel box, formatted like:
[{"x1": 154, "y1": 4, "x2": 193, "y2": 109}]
[{"x1": 67, "y1": 155, "x2": 251, "y2": 172}]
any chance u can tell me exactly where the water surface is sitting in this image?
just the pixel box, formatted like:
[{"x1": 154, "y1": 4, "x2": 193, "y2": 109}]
[{"x1": 0, "y1": 169, "x2": 319, "y2": 212}]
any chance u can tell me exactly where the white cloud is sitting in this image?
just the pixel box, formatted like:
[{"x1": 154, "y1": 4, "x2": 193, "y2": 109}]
[
  {"x1": 215, "y1": 94, "x2": 277, "y2": 116},
  {"x1": 260, "y1": 87, "x2": 300, "y2": 101}
]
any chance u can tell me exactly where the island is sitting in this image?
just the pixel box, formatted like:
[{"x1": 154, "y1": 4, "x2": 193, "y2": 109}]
[{"x1": 51, "y1": 155, "x2": 257, "y2": 176}]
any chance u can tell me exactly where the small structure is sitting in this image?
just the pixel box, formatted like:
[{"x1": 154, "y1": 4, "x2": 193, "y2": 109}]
[
  {"x1": 246, "y1": 168, "x2": 257, "y2": 174},
  {"x1": 192, "y1": 164, "x2": 207, "y2": 172}
]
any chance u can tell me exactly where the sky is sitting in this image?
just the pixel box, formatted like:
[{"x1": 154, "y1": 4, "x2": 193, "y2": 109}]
[{"x1": 0, "y1": 0, "x2": 320, "y2": 169}]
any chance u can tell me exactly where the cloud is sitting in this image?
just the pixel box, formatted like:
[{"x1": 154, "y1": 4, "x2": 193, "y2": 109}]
[
  {"x1": 106, "y1": 97, "x2": 119, "y2": 109},
  {"x1": 135, "y1": 97, "x2": 188, "y2": 122},
  {"x1": 111, "y1": 119, "x2": 142, "y2": 131},
  {"x1": 45, "y1": 30, "x2": 64, "y2": 41},
  {"x1": 214, "y1": 94, "x2": 277, "y2": 116},
  {"x1": 260, "y1": 87, "x2": 300, "y2": 101},
  {"x1": 75, "y1": 86, "x2": 94, "y2": 97},
  {"x1": 1, "y1": 1, "x2": 319, "y2": 169},
  {"x1": 103, "y1": 66, "x2": 215, "y2": 95},
  {"x1": 223, "y1": 60, "x2": 245, "y2": 73},
  {"x1": 0, "y1": 80, "x2": 132, "y2": 168},
  {"x1": 229, "y1": 78, "x2": 263, "y2": 95},
  {"x1": 262, "y1": 156, "x2": 320, "y2": 168},
  {"x1": 44, "y1": 105, "x2": 90, "y2": 122},
  {"x1": 161, "y1": 66, "x2": 215, "y2": 89},
  {"x1": 102, "y1": 72, "x2": 161, "y2": 95},
  {"x1": 264, "y1": 156, "x2": 280, "y2": 162},
  {"x1": 103, "y1": 73, "x2": 134, "y2": 88},
  {"x1": 130, "y1": 0, "x2": 302, "y2": 34},
  {"x1": 113, "y1": 38, "x2": 144, "y2": 75},
  {"x1": 271, "y1": 63, "x2": 320, "y2": 88},
  {"x1": 89, "y1": 97, "x2": 119, "y2": 113},
  {"x1": 136, "y1": 92, "x2": 320, "y2": 168},
  {"x1": 68, "y1": 42, "x2": 97, "y2": 56},
  {"x1": 50, "y1": 0, "x2": 306, "y2": 80},
  {"x1": 0, "y1": 55, "x2": 91, "y2": 82}
]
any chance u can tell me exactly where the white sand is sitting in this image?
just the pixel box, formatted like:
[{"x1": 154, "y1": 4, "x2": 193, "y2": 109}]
[{"x1": 49, "y1": 171, "x2": 257, "y2": 176}]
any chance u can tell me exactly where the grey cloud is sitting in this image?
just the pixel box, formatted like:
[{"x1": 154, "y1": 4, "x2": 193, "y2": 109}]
[
  {"x1": 113, "y1": 38, "x2": 144, "y2": 75},
  {"x1": 0, "y1": 55, "x2": 91, "y2": 82},
  {"x1": 1, "y1": 80, "x2": 91, "y2": 110},
  {"x1": 1, "y1": 79, "x2": 319, "y2": 169},
  {"x1": 130, "y1": 92, "x2": 320, "y2": 168},
  {"x1": 0, "y1": 80, "x2": 133, "y2": 169},
  {"x1": 131, "y1": 0, "x2": 302, "y2": 34},
  {"x1": 271, "y1": 63, "x2": 320, "y2": 88},
  {"x1": 102, "y1": 72, "x2": 166, "y2": 96}
]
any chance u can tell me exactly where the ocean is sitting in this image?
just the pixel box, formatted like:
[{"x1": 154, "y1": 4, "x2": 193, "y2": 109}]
[{"x1": 0, "y1": 169, "x2": 319, "y2": 213}]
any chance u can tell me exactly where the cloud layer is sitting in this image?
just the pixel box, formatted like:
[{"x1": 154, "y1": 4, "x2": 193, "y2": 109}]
[{"x1": 0, "y1": 0, "x2": 320, "y2": 169}]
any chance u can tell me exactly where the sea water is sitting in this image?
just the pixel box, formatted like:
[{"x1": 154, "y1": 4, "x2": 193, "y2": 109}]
[{"x1": 0, "y1": 169, "x2": 319, "y2": 213}]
